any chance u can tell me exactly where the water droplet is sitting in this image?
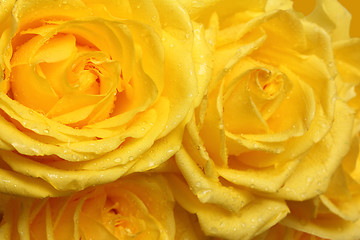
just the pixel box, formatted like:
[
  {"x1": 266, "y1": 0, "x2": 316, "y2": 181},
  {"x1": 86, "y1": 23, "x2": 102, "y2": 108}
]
[
  {"x1": 136, "y1": 4, "x2": 141, "y2": 8},
  {"x1": 185, "y1": 33, "x2": 190, "y2": 39},
  {"x1": 44, "y1": 128, "x2": 50, "y2": 134},
  {"x1": 198, "y1": 189, "x2": 212, "y2": 200},
  {"x1": 114, "y1": 158, "x2": 121, "y2": 163},
  {"x1": 250, "y1": 184, "x2": 255, "y2": 189},
  {"x1": 128, "y1": 156, "x2": 134, "y2": 161},
  {"x1": 241, "y1": 223, "x2": 246, "y2": 228},
  {"x1": 151, "y1": 15, "x2": 157, "y2": 22},
  {"x1": 194, "y1": 28, "x2": 201, "y2": 37}
]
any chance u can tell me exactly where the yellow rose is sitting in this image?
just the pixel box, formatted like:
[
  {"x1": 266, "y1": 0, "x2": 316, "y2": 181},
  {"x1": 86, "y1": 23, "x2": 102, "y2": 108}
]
[
  {"x1": 0, "y1": 173, "x2": 206, "y2": 240},
  {"x1": 0, "y1": 0, "x2": 211, "y2": 197},
  {"x1": 167, "y1": 0, "x2": 355, "y2": 239}
]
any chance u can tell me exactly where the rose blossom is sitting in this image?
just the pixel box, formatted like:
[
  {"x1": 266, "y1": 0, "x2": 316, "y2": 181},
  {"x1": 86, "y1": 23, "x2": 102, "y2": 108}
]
[
  {"x1": 0, "y1": 173, "x2": 209, "y2": 240},
  {"x1": 0, "y1": 0, "x2": 212, "y2": 197},
  {"x1": 167, "y1": 0, "x2": 356, "y2": 239}
]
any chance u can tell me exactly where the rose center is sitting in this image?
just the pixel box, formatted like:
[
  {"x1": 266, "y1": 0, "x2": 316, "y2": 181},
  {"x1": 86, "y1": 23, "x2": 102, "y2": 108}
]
[
  {"x1": 250, "y1": 68, "x2": 283, "y2": 97},
  {"x1": 70, "y1": 59, "x2": 104, "y2": 95}
]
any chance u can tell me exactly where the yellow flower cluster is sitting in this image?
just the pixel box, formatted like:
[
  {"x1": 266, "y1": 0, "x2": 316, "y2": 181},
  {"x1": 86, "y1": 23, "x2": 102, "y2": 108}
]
[{"x1": 0, "y1": 0, "x2": 359, "y2": 239}]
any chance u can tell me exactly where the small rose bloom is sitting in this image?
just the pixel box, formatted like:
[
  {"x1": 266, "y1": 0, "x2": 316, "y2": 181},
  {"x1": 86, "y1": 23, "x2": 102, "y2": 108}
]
[{"x1": 0, "y1": 173, "x2": 205, "y2": 240}]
